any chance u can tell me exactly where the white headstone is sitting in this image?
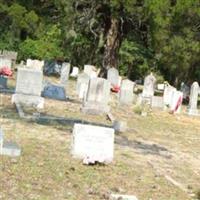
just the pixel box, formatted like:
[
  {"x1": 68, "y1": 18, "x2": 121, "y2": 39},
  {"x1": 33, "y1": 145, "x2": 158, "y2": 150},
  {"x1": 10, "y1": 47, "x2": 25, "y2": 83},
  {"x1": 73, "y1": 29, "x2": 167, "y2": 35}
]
[
  {"x1": 82, "y1": 78, "x2": 111, "y2": 114},
  {"x1": 142, "y1": 73, "x2": 156, "y2": 98},
  {"x1": 76, "y1": 73, "x2": 90, "y2": 99},
  {"x1": 169, "y1": 90, "x2": 183, "y2": 114},
  {"x1": 70, "y1": 67, "x2": 79, "y2": 77},
  {"x1": 107, "y1": 67, "x2": 119, "y2": 87},
  {"x1": 119, "y1": 79, "x2": 135, "y2": 105},
  {"x1": 15, "y1": 68, "x2": 43, "y2": 96},
  {"x1": 26, "y1": 59, "x2": 44, "y2": 70},
  {"x1": 188, "y1": 82, "x2": 199, "y2": 116},
  {"x1": 71, "y1": 124, "x2": 114, "y2": 163},
  {"x1": 84, "y1": 65, "x2": 97, "y2": 78},
  {"x1": 60, "y1": 63, "x2": 70, "y2": 85},
  {"x1": 12, "y1": 68, "x2": 44, "y2": 108},
  {"x1": 163, "y1": 85, "x2": 176, "y2": 106}
]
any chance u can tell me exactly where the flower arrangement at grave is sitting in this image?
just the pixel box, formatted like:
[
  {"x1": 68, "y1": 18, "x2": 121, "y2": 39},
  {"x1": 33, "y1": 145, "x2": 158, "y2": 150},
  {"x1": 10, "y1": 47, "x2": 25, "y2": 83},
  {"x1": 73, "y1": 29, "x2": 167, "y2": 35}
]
[{"x1": 0, "y1": 67, "x2": 13, "y2": 77}]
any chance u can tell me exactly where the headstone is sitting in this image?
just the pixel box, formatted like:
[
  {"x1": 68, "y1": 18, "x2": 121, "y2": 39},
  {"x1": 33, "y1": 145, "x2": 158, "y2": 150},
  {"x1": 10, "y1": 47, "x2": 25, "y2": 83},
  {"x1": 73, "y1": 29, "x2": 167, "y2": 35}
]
[
  {"x1": 26, "y1": 59, "x2": 44, "y2": 70},
  {"x1": 82, "y1": 78, "x2": 111, "y2": 114},
  {"x1": 119, "y1": 79, "x2": 135, "y2": 105},
  {"x1": 151, "y1": 96, "x2": 164, "y2": 109},
  {"x1": 60, "y1": 63, "x2": 70, "y2": 85},
  {"x1": 76, "y1": 73, "x2": 90, "y2": 99},
  {"x1": 12, "y1": 68, "x2": 44, "y2": 109},
  {"x1": 42, "y1": 83, "x2": 66, "y2": 101},
  {"x1": 15, "y1": 68, "x2": 43, "y2": 96},
  {"x1": 71, "y1": 124, "x2": 114, "y2": 163},
  {"x1": 84, "y1": 65, "x2": 97, "y2": 78},
  {"x1": 107, "y1": 67, "x2": 119, "y2": 87},
  {"x1": 163, "y1": 85, "x2": 176, "y2": 107},
  {"x1": 2, "y1": 141, "x2": 21, "y2": 157},
  {"x1": 180, "y1": 82, "x2": 190, "y2": 100},
  {"x1": 142, "y1": 73, "x2": 156, "y2": 99},
  {"x1": 157, "y1": 84, "x2": 165, "y2": 91},
  {"x1": 0, "y1": 57, "x2": 12, "y2": 69},
  {"x1": 0, "y1": 76, "x2": 7, "y2": 88},
  {"x1": 2, "y1": 50, "x2": 18, "y2": 61},
  {"x1": 188, "y1": 82, "x2": 199, "y2": 116},
  {"x1": 70, "y1": 67, "x2": 79, "y2": 77},
  {"x1": 169, "y1": 90, "x2": 183, "y2": 114},
  {"x1": 110, "y1": 194, "x2": 138, "y2": 200}
]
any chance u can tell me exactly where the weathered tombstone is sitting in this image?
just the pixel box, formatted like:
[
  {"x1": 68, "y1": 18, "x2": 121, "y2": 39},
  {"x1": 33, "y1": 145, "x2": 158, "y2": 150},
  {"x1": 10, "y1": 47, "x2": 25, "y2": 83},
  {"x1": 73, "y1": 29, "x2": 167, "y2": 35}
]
[
  {"x1": 0, "y1": 57, "x2": 12, "y2": 69},
  {"x1": 82, "y1": 78, "x2": 111, "y2": 114},
  {"x1": 110, "y1": 194, "x2": 138, "y2": 200},
  {"x1": 76, "y1": 73, "x2": 90, "y2": 99},
  {"x1": 70, "y1": 67, "x2": 79, "y2": 77},
  {"x1": 60, "y1": 63, "x2": 70, "y2": 86},
  {"x1": 26, "y1": 59, "x2": 44, "y2": 70},
  {"x1": 142, "y1": 73, "x2": 156, "y2": 99},
  {"x1": 113, "y1": 120, "x2": 127, "y2": 133},
  {"x1": 71, "y1": 124, "x2": 114, "y2": 163},
  {"x1": 119, "y1": 79, "x2": 135, "y2": 105},
  {"x1": 2, "y1": 141, "x2": 21, "y2": 157},
  {"x1": 107, "y1": 67, "x2": 119, "y2": 87},
  {"x1": 151, "y1": 96, "x2": 164, "y2": 109},
  {"x1": 0, "y1": 76, "x2": 7, "y2": 88},
  {"x1": 12, "y1": 68, "x2": 44, "y2": 109},
  {"x1": 42, "y1": 82, "x2": 66, "y2": 101},
  {"x1": 188, "y1": 82, "x2": 199, "y2": 116}
]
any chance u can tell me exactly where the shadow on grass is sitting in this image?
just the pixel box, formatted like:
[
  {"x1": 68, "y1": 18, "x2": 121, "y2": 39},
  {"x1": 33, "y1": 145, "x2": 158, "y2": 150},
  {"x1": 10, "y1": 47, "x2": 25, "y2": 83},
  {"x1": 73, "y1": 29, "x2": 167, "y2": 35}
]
[{"x1": 115, "y1": 135, "x2": 172, "y2": 159}]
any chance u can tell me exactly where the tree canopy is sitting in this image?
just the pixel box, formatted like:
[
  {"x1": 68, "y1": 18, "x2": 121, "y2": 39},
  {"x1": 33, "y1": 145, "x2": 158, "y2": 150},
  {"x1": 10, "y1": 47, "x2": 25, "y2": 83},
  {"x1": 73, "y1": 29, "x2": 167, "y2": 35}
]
[{"x1": 0, "y1": 0, "x2": 199, "y2": 85}]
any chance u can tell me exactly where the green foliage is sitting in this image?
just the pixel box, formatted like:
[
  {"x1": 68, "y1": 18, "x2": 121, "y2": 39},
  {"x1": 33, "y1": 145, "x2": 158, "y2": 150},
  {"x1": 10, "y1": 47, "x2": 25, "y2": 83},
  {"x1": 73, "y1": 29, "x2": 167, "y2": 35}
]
[{"x1": 0, "y1": 0, "x2": 199, "y2": 84}]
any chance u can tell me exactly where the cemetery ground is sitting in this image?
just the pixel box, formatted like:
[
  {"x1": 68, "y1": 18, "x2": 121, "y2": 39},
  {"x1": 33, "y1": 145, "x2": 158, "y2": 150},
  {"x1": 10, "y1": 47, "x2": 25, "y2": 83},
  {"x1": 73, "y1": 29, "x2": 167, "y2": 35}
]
[{"x1": 0, "y1": 76, "x2": 200, "y2": 200}]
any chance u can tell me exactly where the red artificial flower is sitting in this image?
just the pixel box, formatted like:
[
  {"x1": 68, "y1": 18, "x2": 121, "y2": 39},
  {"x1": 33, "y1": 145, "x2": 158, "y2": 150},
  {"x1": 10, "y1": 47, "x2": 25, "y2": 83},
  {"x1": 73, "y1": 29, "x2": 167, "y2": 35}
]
[{"x1": 0, "y1": 67, "x2": 13, "y2": 77}]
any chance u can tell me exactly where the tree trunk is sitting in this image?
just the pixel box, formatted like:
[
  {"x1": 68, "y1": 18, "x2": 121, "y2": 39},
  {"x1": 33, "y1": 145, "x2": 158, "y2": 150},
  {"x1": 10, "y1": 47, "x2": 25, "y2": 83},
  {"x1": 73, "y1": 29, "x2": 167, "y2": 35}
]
[{"x1": 102, "y1": 17, "x2": 121, "y2": 73}]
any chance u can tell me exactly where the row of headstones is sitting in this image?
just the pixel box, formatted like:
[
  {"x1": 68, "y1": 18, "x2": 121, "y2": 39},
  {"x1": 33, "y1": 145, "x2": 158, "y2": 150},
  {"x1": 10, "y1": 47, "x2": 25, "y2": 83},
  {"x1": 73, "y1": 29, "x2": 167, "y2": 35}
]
[{"x1": 142, "y1": 74, "x2": 200, "y2": 116}]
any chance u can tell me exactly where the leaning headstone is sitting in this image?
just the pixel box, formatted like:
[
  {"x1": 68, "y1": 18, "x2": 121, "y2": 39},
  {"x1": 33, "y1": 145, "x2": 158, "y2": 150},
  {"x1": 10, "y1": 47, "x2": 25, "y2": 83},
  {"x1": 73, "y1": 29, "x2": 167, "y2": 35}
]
[
  {"x1": 107, "y1": 67, "x2": 119, "y2": 87},
  {"x1": 82, "y1": 78, "x2": 111, "y2": 114},
  {"x1": 142, "y1": 73, "x2": 156, "y2": 99},
  {"x1": 119, "y1": 79, "x2": 135, "y2": 105},
  {"x1": 12, "y1": 68, "x2": 44, "y2": 109},
  {"x1": 110, "y1": 194, "x2": 138, "y2": 200},
  {"x1": 2, "y1": 141, "x2": 21, "y2": 157},
  {"x1": 151, "y1": 96, "x2": 164, "y2": 109},
  {"x1": 60, "y1": 63, "x2": 70, "y2": 86},
  {"x1": 76, "y1": 73, "x2": 90, "y2": 99},
  {"x1": 188, "y1": 82, "x2": 199, "y2": 116},
  {"x1": 71, "y1": 124, "x2": 115, "y2": 164},
  {"x1": 42, "y1": 82, "x2": 66, "y2": 101},
  {"x1": 70, "y1": 67, "x2": 79, "y2": 77}
]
